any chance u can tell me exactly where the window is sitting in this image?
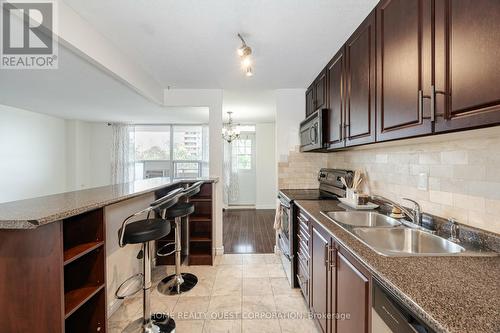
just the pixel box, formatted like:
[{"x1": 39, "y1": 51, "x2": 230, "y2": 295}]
[
  {"x1": 232, "y1": 138, "x2": 252, "y2": 170},
  {"x1": 133, "y1": 125, "x2": 209, "y2": 180}
]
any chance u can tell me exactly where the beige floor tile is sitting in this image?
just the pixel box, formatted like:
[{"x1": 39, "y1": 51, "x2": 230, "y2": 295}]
[
  {"x1": 242, "y1": 295, "x2": 276, "y2": 315},
  {"x1": 279, "y1": 318, "x2": 319, "y2": 333},
  {"x1": 203, "y1": 319, "x2": 242, "y2": 333},
  {"x1": 242, "y1": 254, "x2": 268, "y2": 265},
  {"x1": 270, "y1": 278, "x2": 302, "y2": 296},
  {"x1": 212, "y1": 276, "x2": 242, "y2": 296},
  {"x1": 185, "y1": 266, "x2": 219, "y2": 281},
  {"x1": 208, "y1": 295, "x2": 242, "y2": 317},
  {"x1": 274, "y1": 295, "x2": 309, "y2": 314},
  {"x1": 172, "y1": 296, "x2": 211, "y2": 320},
  {"x1": 267, "y1": 264, "x2": 286, "y2": 278},
  {"x1": 180, "y1": 278, "x2": 215, "y2": 297},
  {"x1": 242, "y1": 277, "x2": 273, "y2": 296},
  {"x1": 242, "y1": 264, "x2": 269, "y2": 278},
  {"x1": 219, "y1": 254, "x2": 244, "y2": 265},
  {"x1": 263, "y1": 254, "x2": 281, "y2": 264},
  {"x1": 175, "y1": 320, "x2": 205, "y2": 333},
  {"x1": 216, "y1": 264, "x2": 243, "y2": 279},
  {"x1": 242, "y1": 319, "x2": 281, "y2": 333},
  {"x1": 150, "y1": 293, "x2": 179, "y2": 315}
]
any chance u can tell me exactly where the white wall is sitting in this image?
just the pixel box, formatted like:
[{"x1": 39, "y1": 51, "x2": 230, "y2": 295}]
[
  {"x1": 256, "y1": 123, "x2": 277, "y2": 209},
  {"x1": 0, "y1": 105, "x2": 67, "y2": 203},
  {"x1": 66, "y1": 120, "x2": 112, "y2": 191},
  {"x1": 275, "y1": 89, "x2": 306, "y2": 162}
]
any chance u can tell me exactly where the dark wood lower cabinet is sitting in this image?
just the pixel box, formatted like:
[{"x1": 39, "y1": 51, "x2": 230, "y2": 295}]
[
  {"x1": 336, "y1": 251, "x2": 370, "y2": 333},
  {"x1": 310, "y1": 223, "x2": 331, "y2": 333},
  {"x1": 303, "y1": 218, "x2": 371, "y2": 333}
]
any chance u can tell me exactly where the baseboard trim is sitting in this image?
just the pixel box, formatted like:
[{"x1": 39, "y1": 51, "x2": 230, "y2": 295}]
[{"x1": 215, "y1": 245, "x2": 224, "y2": 256}]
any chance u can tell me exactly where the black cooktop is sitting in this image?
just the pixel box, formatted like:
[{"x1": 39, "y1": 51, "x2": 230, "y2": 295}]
[{"x1": 279, "y1": 189, "x2": 338, "y2": 202}]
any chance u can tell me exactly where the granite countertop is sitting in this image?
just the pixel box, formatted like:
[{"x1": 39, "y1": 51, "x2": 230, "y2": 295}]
[
  {"x1": 0, "y1": 177, "x2": 218, "y2": 229},
  {"x1": 295, "y1": 200, "x2": 500, "y2": 333}
]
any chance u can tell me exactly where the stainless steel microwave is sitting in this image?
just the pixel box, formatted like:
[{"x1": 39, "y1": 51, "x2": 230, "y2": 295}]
[{"x1": 300, "y1": 108, "x2": 328, "y2": 152}]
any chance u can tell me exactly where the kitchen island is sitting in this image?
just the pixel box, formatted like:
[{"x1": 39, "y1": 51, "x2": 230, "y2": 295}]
[{"x1": 0, "y1": 177, "x2": 217, "y2": 333}]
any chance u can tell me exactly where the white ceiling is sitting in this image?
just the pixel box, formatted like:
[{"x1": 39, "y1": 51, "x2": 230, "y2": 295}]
[
  {"x1": 0, "y1": 45, "x2": 209, "y2": 123},
  {"x1": 63, "y1": 0, "x2": 379, "y2": 89}
]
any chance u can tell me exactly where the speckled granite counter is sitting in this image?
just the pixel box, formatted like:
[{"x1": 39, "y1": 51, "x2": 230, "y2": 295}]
[
  {"x1": 295, "y1": 200, "x2": 500, "y2": 333},
  {"x1": 0, "y1": 177, "x2": 218, "y2": 229}
]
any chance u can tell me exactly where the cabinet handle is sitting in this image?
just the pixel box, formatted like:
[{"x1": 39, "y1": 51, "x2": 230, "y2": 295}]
[
  {"x1": 324, "y1": 244, "x2": 330, "y2": 267},
  {"x1": 419, "y1": 89, "x2": 433, "y2": 122},
  {"x1": 329, "y1": 247, "x2": 337, "y2": 268},
  {"x1": 430, "y1": 85, "x2": 436, "y2": 122}
]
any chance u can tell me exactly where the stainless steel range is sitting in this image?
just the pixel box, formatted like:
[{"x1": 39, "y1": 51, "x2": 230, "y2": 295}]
[{"x1": 277, "y1": 168, "x2": 352, "y2": 287}]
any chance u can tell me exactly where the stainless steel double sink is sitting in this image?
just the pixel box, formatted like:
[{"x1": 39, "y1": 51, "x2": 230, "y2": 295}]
[{"x1": 322, "y1": 211, "x2": 466, "y2": 256}]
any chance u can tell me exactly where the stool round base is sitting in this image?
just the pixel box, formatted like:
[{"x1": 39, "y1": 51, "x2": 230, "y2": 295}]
[
  {"x1": 122, "y1": 314, "x2": 176, "y2": 333},
  {"x1": 157, "y1": 273, "x2": 198, "y2": 295}
]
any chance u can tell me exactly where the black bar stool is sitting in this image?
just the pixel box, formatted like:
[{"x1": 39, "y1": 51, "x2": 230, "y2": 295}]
[
  {"x1": 116, "y1": 187, "x2": 183, "y2": 333},
  {"x1": 157, "y1": 181, "x2": 204, "y2": 295}
]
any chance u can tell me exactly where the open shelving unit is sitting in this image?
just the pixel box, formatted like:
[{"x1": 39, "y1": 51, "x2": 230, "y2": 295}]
[
  {"x1": 155, "y1": 181, "x2": 214, "y2": 266},
  {"x1": 62, "y1": 208, "x2": 106, "y2": 332},
  {"x1": 188, "y1": 183, "x2": 214, "y2": 265}
]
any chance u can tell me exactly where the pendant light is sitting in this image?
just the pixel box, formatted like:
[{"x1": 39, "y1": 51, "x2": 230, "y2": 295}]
[{"x1": 222, "y1": 111, "x2": 240, "y2": 143}]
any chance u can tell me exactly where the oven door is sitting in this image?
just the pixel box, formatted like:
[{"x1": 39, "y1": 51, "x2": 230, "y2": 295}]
[{"x1": 277, "y1": 200, "x2": 293, "y2": 285}]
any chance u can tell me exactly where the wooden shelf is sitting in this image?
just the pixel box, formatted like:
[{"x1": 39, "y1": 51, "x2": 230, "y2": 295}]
[
  {"x1": 189, "y1": 236, "x2": 212, "y2": 242},
  {"x1": 190, "y1": 215, "x2": 212, "y2": 222},
  {"x1": 190, "y1": 197, "x2": 212, "y2": 202},
  {"x1": 64, "y1": 284, "x2": 104, "y2": 318},
  {"x1": 64, "y1": 241, "x2": 104, "y2": 265}
]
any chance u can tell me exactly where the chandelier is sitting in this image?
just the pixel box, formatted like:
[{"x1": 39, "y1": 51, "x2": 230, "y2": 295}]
[{"x1": 222, "y1": 111, "x2": 240, "y2": 143}]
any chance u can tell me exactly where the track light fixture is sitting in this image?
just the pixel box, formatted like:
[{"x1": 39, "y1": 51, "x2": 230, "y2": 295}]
[{"x1": 237, "y1": 33, "x2": 254, "y2": 77}]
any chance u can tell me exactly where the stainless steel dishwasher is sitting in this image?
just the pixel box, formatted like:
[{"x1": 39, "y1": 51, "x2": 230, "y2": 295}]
[{"x1": 372, "y1": 278, "x2": 436, "y2": 333}]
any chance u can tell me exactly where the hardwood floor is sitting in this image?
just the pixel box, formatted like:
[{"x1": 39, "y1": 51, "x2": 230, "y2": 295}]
[{"x1": 223, "y1": 209, "x2": 276, "y2": 254}]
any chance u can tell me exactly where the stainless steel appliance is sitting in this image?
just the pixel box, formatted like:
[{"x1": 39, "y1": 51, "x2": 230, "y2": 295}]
[
  {"x1": 372, "y1": 278, "x2": 435, "y2": 333},
  {"x1": 300, "y1": 109, "x2": 328, "y2": 151},
  {"x1": 277, "y1": 168, "x2": 352, "y2": 287}
]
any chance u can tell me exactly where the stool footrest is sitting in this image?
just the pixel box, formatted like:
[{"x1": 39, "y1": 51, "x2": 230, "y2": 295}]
[
  {"x1": 157, "y1": 242, "x2": 176, "y2": 257},
  {"x1": 115, "y1": 273, "x2": 144, "y2": 299}
]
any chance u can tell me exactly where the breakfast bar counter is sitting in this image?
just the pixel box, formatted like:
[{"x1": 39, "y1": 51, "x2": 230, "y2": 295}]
[{"x1": 0, "y1": 177, "x2": 217, "y2": 333}]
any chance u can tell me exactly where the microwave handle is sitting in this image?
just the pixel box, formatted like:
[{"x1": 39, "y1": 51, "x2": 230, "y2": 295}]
[{"x1": 309, "y1": 125, "x2": 318, "y2": 144}]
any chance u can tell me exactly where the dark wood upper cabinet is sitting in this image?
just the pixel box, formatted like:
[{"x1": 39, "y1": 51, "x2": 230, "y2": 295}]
[
  {"x1": 434, "y1": 0, "x2": 500, "y2": 132},
  {"x1": 306, "y1": 85, "x2": 315, "y2": 117},
  {"x1": 326, "y1": 48, "x2": 346, "y2": 149},
  {"x1": 310, "y1": 223, "x2": 331, "y2": 333},
  {"x1": 345, "y1": 11, "x2": 376, "y2": 147},
  {"x1": 314, "y1": 70, "x2": 327, "y2": 111},
  {"x1": 336, "y1": 252, "x2": 369, "y2": 333},
  {"x1": 376, "y1": 0, "x2": 433, "y2": 141}
]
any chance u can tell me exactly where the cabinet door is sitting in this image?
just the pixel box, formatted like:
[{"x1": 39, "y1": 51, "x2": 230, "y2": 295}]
[
  {"x1": 315, "y1": 70, "x2": 327, "y2": 111},
  {"x1": 326, "y1": 48, "x2": 346, "y2": 149},
  {"x1": 306, "y1": 85, "x2": 315, "y2": 117},
  {"x1": 376, "y1": 0, "x2": 433, "y2": 141},
  {"x1": 435, "y1": 0, "x2": 500, "y2": 132},
  {"x1": 345, "y1": 11, "x2": 376, "y2": 147},
  {"x1": 310, "y1": 224, "x2": 331, "y2": 333},
  {"x1": 337, "y1": 252, "x2": 369, "y2": 333}
]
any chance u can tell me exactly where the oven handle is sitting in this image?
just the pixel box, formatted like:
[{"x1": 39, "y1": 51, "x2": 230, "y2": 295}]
[
  {"x1": 279, "y1": 200, "x2": 290, "y2": 209},
  {"x1": 278, "y1": 234, "x2": 293, "y2": 261}
]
